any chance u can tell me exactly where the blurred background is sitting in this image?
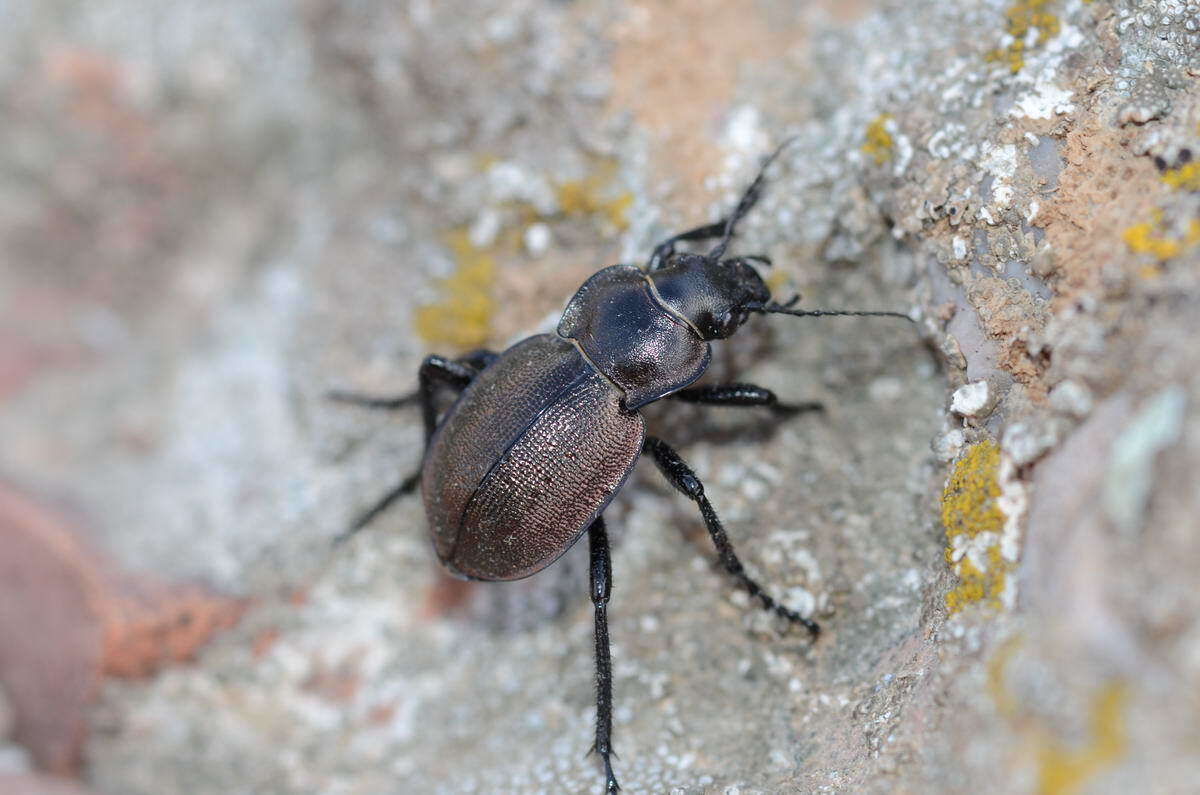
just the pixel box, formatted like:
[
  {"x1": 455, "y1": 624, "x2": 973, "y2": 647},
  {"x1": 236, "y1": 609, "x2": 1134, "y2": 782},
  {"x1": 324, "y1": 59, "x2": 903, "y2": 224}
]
[{"x1": 2, "y1": 0, "x2": 1199, "y2": 792}]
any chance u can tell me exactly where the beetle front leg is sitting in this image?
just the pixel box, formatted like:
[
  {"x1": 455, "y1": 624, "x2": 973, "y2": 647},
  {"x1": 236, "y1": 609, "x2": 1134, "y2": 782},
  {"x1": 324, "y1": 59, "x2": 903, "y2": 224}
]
[
  {"x1": 588, "y1": 515, "x2": 620, "y2": 794},
  {"x1": 667, "y1": 382, "x2": 823, "y2": 416},
  {"x1": 646, "y1": 219, "x2": 730, "y2": 270},
  {"x1": 649, "y1": 139, "x2": 796, "y2": 269},
  {"x1": 643, "y1": 436, "x2": 820, "y2": 637}
]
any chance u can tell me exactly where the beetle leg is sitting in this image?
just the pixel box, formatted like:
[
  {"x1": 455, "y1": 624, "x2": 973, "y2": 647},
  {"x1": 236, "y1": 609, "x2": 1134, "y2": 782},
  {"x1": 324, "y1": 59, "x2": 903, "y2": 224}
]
[
  {"x1": 334, "y1": 471, "x2": 421, "y2": 545},
  {"x1": 667, "y1": 382, "x2": 823, "y2": 416},
  {"x1": 455, "y1": 348, "x2": 500, "y2": 372},
  {"x1": 646, "y1": 155, "x2": 779, "y2": 269},
  {"x1": 587, "y1": 515, "x2": 620, "y2": 793},
  {"x1": 646, "y1": 219, "x2": 730, "y2": 270},
  {"x1": 334, "y1": 353, "x2": 496, "y2": 544},
  {"x1": 326, "y1": 351, "x2": 496, "y2": 418},
  {"x1": 649, "y1": 138, "x2": 797, "y2": 270},
  {"x1": 326, "y1": 390, "x2": 419, "y2": 410},
  {"x1": 642, "y1": 436, "x2": 820, "y2": 637},
  {"x1": 706, "y1": 137, "x2": 796, "y2": 262},
  {"x1": 413, "y1": 354, "x2": 493, "y2": 442}
]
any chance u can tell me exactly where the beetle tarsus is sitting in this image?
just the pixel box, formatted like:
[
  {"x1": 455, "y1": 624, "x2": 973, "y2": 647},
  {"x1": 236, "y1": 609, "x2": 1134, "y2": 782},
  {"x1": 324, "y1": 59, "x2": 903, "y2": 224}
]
[
  {"x1": 603, "y1": 760, "x2": 620, "y2": 793},
  {"x1": 643, "y1": 436, "x2": 821, "y2": 638}
]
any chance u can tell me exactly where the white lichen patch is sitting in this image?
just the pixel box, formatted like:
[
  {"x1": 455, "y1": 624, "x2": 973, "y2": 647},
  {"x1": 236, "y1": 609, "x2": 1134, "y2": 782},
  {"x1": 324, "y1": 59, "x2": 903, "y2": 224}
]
[
  {"x1": 1104, "y1": 386, "x2": 1187, "y2": 535},
  {"x1": 947, "y1": 527, "x2": 1001, "y2": 571},
  {"x1": 977, "y1": 141, "x2": 1018, "y2": 211},
  {"x1": 952, "y1": 235, "x2": 969, "y2": 261},
  {"x1": 996, "y1": 454, "x2": 1027, "y2": 567},
  {"x1": 1001, "y1": 419, "x2": 1060, "y2": 466},
  {"x1": 1049, "y1": 379, "x2": 1095, "y2": 418},
  {"x1": 927, "y1": 122, "x2": 971, "y2": 160},
  {"x1": 486, "y1": 160, "x2": 558, "y2": 215},
  {"x1": 891, "y1": 124, "x2": 914, "y2": 178},
  {"x1": 934, "y1": 428, "x2": 966, "y2": 461},
  {"x1": 1010, "y1": 82, "x2": 1075, "y2": 120}
]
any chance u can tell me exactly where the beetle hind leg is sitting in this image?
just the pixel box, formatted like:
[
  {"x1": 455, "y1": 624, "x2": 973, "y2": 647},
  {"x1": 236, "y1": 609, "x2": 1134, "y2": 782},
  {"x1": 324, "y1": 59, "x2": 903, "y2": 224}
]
[
  {"x1": 334, "y1": 471, "x2": 421, "y2": 545},
  {"x1": 329, "y1": 351, "x2": 497, "y2": 438},
  {"x1": 587, "y1": 515, "x2": 621, "y2": 793},
  {"x1": 332, "y1": 351, "x2": 496, "y2": 544},
  {"x1": 643, "y1": 436, "x2": 820, "y2": 637},
  {"x1": 326, "y1": 390, "x2": 419, "y2": 410}
]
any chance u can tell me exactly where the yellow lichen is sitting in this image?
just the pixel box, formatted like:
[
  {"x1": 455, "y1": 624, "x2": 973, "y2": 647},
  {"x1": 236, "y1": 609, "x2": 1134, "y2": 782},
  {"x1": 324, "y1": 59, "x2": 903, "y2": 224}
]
[
  {"x1": 945, "y1": 557, "x2": 987, "y2": 613},
  {"x1": 1123, "y1": 212, "x2": 1200, "y2": 263},
  {"x1": 414, "y1": 229, "x2": 496, "y2": 350},
  {"x1": 942, "y1": 440, "x2": 1010, "y2": 613},
  {"x1": 986, "y1": 635, "x2": 1024, "y2": 719},
  {"x1": 764, "y1": 268, "x2": 789, "y2": 296},
  {"x1": 1037, "y1": 682, "x2": 1129, "y2": 795},
  {"x1": 861, "y1": 114, "x2": 894, "y2": 165},
  {"x1": 1161, "y1": 160, "x2": 1200, "y2": 191},
  {"x1": 554, "y1": 159, "x2": 633, "y2": 231},
  {"x1": 986, "y1": 0, "x2": 1061, "y2": 73},
  {"x1": 988, "y1": 639, "x2": 1130, "y2": 795},
  {"x1": 1123, "y1": 222, "x2": 1181, "y2": 260},
  {"x1": 413, "y1": 158, "x2": 634, "y2": 349}
]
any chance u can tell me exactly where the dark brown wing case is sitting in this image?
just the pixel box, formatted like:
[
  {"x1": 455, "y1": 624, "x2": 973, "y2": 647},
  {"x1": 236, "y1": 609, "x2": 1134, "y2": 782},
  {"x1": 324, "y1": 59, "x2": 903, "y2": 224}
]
[{"x1": 421, "y1": 334, "x2": 644, "y2": 581}]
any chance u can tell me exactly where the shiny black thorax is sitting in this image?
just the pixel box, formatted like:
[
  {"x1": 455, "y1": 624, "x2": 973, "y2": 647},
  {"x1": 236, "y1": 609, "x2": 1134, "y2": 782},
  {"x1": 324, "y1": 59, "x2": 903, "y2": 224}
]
[
  {"x1": 558, "y1": 254, "x2": 770, "y2": 409},
  {"x1": 558, "y1": 264, "x2": 710, "y2": 409}
]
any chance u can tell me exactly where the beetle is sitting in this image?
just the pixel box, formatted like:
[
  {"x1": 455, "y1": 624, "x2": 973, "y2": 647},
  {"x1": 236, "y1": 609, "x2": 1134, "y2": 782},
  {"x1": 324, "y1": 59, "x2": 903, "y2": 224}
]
[{"x1": 331, "y1": 142, "x2": 912, "y2": 792}]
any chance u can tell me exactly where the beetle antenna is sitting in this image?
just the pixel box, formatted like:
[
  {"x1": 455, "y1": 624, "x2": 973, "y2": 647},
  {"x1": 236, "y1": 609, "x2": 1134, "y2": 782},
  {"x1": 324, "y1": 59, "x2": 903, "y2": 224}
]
[
  {"x1": 753, "y1": 300, "x2": 914, "y2": 323},
  {"x1": 707, "y1": 136, "x2": 798, "y2": 263}
]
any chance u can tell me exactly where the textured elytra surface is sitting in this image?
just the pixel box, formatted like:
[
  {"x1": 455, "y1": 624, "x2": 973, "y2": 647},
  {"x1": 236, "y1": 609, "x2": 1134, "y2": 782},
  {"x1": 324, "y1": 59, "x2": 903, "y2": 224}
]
[
  {"x1": 433, "y1": 339, "x2": 644, "y2": 581},
  {"x1": 422, "y1": 334, "x2": 636, "y2": 580}
]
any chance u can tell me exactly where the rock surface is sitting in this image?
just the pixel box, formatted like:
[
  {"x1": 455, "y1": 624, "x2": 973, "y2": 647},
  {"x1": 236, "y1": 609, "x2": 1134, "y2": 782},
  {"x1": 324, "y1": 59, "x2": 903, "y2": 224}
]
[{"x1": 1, "y1": 0, "x2": 1198, "y2": 792}]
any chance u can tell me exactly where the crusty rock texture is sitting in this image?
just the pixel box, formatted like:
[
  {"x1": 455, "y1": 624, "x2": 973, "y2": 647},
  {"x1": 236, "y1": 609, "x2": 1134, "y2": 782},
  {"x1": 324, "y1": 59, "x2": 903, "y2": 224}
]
[{"x1": 1, "y1": 1, "x2": 1197, "y2": 792}]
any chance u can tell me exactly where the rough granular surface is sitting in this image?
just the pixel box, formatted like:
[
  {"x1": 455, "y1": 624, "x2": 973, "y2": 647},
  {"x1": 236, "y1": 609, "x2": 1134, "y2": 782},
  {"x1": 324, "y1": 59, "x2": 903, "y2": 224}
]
[{"x1": 1, "y1": 0, "x2": 1198, "y2": 792}]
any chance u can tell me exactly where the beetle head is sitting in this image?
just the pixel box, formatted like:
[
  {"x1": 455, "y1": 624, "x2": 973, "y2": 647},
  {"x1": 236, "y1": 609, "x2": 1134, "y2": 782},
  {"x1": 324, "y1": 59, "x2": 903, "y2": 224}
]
[{"x1": 648, "y1": 253, "x2": 771, "y2": 340}]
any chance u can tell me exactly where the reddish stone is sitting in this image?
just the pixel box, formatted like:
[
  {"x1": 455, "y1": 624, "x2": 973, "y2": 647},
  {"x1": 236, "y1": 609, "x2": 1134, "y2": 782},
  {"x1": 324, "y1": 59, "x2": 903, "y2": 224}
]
[{"x1": 0, "y1": 483, "x2": 246, "y2": 774}]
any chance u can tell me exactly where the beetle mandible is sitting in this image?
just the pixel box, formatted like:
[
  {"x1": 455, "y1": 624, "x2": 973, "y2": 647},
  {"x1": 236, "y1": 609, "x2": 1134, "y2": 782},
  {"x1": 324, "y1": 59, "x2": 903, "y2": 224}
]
[{"x1": 331, "y1": 141, "x2": 913, "y2": 793}]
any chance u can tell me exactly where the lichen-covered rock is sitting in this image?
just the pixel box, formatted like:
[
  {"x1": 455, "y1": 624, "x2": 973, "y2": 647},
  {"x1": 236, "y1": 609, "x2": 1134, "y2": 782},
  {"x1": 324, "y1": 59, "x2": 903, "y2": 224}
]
[{"x1": 1, "y1": 0, "x2": 1198, "y2": 792}]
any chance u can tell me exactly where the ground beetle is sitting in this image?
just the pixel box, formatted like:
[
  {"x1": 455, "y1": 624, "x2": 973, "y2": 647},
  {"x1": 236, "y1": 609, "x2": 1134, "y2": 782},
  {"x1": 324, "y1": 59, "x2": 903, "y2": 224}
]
[{"x1": 332, "y1": 142, "x2": 912, "y2": 792}]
